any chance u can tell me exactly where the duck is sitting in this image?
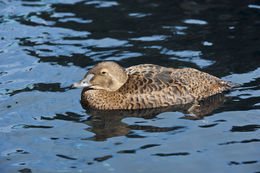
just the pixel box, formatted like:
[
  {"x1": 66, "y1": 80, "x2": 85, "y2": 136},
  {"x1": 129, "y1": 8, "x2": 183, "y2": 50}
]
[{"x1": 72, "y1": 61, "x2": 235, "y2": 110}]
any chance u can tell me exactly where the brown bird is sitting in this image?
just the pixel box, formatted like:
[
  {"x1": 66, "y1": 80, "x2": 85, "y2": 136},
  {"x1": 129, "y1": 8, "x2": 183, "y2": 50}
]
[{"x1": 72, "y1": 61, "x2": 235, "y2": 110}]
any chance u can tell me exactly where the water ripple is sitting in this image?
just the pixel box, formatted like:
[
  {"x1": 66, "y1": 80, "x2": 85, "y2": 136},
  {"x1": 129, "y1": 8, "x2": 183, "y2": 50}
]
[
  {"x1": 85, "y1": 1, "x2": 119, "y2": 8},
  {"x1": 153, "y1": 152, "x2": 190, "y2": 157},
  {"x1": 219, "y1": 139, "x2": 260, "y2": 145},
  {"x1": 184, "y1": 19, "x2": 208, "y2": 25},
  {"x1": 131, "y1": 35, "x2": 168, "y2": 42},
  {"x1": 231, "y1": 124, "x2": 260, "y2": 132}
]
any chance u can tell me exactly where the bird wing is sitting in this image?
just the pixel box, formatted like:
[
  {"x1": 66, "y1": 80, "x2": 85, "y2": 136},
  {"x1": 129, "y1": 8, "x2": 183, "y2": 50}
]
[{"x1": 124, "y1": 64, "x2": 195, "y2": 105}]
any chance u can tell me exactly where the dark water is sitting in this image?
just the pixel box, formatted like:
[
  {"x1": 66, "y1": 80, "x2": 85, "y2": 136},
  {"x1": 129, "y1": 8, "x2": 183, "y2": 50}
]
[{"x1": 0, "y1": 0, "x2": 260, "y2": 172}]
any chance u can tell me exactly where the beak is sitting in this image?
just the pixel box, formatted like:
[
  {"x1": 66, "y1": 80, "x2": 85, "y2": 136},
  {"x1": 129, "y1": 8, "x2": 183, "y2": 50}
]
[
  {"x1": 71, "y1": 81, "x2": 89, "y2": 89},
  {"x1": 71, "y1": 74, "x2": 94, "y2": 89}
]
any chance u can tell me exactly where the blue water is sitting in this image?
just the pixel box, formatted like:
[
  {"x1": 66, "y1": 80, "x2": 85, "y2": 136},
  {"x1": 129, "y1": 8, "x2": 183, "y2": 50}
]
[{"x1": 0, "y1": 0, "x2": 260, "y2": 172}]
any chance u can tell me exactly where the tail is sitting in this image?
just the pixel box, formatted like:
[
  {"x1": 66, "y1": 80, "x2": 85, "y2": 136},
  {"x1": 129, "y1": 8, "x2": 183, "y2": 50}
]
[
  {"x1": 227, "y1": 81, "x2": 240, "y2": 88},
  {"x1": 222, "y1": 81, "x2": 241, "y2": 90}
]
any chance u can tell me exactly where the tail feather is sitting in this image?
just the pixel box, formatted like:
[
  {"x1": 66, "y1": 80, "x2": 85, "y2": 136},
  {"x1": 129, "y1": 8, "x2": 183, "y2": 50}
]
[
  {"x1": 222, "y1": 81, "x2": 240, "y2": 90},
  {"x1": 227, "y1": 81, "x2": 240, "y2": 88}
]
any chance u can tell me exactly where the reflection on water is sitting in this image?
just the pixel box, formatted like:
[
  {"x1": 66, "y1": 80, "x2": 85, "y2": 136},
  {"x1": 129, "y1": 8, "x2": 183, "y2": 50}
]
[
  {"x1": 0, "y1": 0, "x2": 260, "y2": 172},
  {"x1": 82, "y1": 94, "x2": 227, "y2": 141}
]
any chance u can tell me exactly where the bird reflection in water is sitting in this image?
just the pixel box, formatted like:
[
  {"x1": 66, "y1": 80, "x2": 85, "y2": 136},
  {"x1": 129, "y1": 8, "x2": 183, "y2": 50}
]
[{"x1": 81, "y1": 93, "x2": 227, "y2": 141}]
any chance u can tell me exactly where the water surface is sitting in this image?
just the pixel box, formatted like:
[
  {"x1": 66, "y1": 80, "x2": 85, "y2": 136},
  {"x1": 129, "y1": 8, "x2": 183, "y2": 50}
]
[{"x1": 0, "y1": 0, "x2": 260, "y2": 172}]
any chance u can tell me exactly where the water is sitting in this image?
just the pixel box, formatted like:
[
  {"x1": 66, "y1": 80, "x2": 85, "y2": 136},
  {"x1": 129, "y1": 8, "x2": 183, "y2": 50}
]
[{"x1": 0, "y1": 0, "x2": 260, "y2": 172}]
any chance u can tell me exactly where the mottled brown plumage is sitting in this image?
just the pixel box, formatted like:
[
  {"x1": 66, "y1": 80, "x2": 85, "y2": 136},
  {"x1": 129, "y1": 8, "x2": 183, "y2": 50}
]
[{"x1": 72, "y1": 61, "x2": 234, "y2": 110}]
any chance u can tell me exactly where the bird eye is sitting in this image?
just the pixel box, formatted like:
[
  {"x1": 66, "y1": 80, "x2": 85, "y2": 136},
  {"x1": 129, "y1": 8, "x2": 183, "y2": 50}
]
[{"x1": 101, "y1": 71, "x2": 107, "y2": 75}]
